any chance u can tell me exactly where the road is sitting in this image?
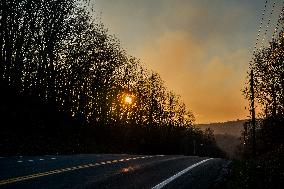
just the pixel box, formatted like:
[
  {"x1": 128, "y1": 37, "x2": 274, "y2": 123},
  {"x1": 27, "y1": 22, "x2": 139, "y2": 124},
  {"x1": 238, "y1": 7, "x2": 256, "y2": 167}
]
[{"x1": 0, "y1": 154, "x2": 230, "y2": 189}]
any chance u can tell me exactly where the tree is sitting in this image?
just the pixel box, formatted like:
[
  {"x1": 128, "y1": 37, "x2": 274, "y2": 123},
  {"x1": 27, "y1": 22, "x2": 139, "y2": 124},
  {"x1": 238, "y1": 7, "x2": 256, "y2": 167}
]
[
  {"x1": 243, "y1": 22, "x2": 284, "y2": 156},
  {"x1": 1, "y1": 0, "x2": 223, "y2": 158},
  {"x1": 245, "y1": 30, "x2": 284, "y2": 117}
]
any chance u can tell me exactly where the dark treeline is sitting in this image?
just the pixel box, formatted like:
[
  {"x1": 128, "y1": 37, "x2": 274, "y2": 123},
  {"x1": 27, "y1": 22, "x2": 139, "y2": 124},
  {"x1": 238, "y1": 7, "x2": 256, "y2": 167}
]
[
  {"x1": 0, "y1": 0, "x2": 224, "y2": 157},
  {"x1": 229, "y1": 22, "x2": 284, "y2": 189},
  {"x1": 243, "y1": 26, "x2": 284, "y2": 155}
]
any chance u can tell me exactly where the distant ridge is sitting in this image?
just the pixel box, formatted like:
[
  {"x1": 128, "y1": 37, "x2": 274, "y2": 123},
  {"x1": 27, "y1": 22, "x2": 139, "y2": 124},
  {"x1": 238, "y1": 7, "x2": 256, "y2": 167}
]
[
  {"x1": 196, "y1": 120, "x2": 248, "y2": 158},
  {"x1": 196, "y1": 119, "x2": 247, "y2": 137}
]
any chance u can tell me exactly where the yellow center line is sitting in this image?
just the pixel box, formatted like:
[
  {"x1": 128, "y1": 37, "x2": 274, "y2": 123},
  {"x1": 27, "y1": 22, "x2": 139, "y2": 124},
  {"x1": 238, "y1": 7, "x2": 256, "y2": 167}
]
[{"x1": 0, "y1": 155, "x2": 155, "y2": 186}]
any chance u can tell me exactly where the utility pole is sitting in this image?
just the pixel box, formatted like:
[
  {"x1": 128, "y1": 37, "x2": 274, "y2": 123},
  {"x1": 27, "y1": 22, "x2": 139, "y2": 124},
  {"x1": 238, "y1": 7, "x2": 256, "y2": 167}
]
[
  {"x1": 243, "y1": 121, "x2": 248, "y2": 146},
  {"x1": 193, "y1": 139, "x2": 196, "y2": 155},
  {"x1": 250, "y1": 70, "x2": 256, "y2": 157}
]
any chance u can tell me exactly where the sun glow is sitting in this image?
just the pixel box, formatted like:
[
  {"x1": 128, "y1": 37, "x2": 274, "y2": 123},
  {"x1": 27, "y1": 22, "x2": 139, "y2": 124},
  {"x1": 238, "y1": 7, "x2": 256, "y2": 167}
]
[{"x1": 124, "y1": 95, "x2": 133, "y2": 105}]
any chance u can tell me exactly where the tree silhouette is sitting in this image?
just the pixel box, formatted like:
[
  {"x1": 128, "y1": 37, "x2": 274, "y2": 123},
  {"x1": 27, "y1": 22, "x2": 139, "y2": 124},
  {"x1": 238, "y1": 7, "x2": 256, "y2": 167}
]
[
  {"x1": 245, "y1": 30, "x2": 284, "y2": 117},
  {"x1": 0, "y1": 0, "x2": 223, "y2": 157},
  {"x1": 243, "y1": 22, "x2": 284, "y2": 157}
]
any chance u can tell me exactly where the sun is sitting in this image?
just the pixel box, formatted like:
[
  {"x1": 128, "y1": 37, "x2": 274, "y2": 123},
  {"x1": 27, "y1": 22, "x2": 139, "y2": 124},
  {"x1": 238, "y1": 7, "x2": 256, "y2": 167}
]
[{"x1": 124, "y1": 95, "x2": 133, "y2": 105}]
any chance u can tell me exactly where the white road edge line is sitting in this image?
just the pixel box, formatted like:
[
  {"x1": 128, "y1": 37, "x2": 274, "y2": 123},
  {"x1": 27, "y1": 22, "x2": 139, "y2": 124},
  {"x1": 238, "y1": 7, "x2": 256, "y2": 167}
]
[{"x1": 151, "y1": 158, "x2": 214, "y2": 189}]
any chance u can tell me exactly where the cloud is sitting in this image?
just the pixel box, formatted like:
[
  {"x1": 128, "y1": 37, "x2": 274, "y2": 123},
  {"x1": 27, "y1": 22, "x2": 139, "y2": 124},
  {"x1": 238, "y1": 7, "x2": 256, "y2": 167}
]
[
  {"x1": 137, "y1": 30, "x2": 249, "y2": 123},
  {"x1": 93, "y1": 0, "x2": 265, "y2": 123}
]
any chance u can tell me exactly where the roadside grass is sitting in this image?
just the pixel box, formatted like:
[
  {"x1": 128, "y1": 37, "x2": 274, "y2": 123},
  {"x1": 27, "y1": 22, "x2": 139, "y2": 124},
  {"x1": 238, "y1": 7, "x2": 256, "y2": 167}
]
[{"x1": 225, "y1": 149, "x2": 284, "y2": 189}]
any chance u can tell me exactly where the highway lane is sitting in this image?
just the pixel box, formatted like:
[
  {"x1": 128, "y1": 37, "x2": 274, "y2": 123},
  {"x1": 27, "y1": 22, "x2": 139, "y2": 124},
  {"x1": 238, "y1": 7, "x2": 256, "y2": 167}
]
[{"x1": 0, "y1": 154, "x2": 229, "y2": 189}]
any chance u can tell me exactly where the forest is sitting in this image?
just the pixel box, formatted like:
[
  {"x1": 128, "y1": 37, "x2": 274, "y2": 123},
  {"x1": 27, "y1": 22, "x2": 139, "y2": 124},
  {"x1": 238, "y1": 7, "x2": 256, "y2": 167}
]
[
  {"x1": 0, "y1": 0, "x2": 224, "y2": 157},
  {"x1": 228, "y1": 16, "x2": 284, "y2": 188}
]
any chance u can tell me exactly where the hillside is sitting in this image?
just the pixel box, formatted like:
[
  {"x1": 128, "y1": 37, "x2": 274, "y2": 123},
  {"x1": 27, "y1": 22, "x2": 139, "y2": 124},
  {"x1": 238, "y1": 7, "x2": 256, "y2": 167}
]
[
  {"x1": 196, "y1": 120, "x2": 247, "y2": 159},
  {"x1": 196, "y1": 120, "x2": 247, "y2": 137}
]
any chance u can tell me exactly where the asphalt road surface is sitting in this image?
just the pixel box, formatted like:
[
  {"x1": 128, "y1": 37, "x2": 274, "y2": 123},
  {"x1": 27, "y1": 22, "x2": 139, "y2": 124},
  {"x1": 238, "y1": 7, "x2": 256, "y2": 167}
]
[{"x1": 0, "y1": 154, "x2": 230, "y2": 189}]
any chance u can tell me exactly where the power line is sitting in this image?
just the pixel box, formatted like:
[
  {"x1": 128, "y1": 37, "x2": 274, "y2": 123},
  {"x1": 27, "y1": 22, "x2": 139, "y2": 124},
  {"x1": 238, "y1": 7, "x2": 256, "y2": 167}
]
[
  {"x1": 271, "y1": 3, "x2": 284, "y2": 43},
  {"x1": 260, "y1": 1, "x2": 276, "y2": 50},
  {"x1": 249, "y1": 0, "x2": 276, "y2": 157},
  {"x1": 248, "y1": 1, "x2": 284, "y2": 157},
  {"x1": 254, "y1": 0, "x2": 268, "y2": 54}
]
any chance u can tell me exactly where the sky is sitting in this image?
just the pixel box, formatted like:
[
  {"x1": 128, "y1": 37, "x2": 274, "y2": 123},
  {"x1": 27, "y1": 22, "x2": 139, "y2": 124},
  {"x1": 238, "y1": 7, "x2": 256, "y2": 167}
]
[{"x1": 92, "y1": 0, "x2": 282, "y2": 123}]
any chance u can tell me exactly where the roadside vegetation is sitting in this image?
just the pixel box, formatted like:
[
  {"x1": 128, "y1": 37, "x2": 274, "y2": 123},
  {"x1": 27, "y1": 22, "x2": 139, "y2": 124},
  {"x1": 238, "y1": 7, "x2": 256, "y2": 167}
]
[
  {"x1": 225, "y1": 24, "x2": 284, "y2": 188},
  {"x1": 0, "y1": 0, "x2": 224, "y2": 157}
]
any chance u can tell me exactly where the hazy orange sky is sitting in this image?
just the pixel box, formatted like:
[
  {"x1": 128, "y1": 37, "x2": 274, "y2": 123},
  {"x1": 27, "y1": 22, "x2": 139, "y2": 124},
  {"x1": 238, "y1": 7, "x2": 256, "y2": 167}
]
[{"x1": 93, "y1": 0, "x2": 281, "y2": 123}]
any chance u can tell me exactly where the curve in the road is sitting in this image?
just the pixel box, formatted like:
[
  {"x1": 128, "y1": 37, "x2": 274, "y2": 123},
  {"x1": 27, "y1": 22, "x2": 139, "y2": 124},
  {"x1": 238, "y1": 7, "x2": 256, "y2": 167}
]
[{"x1": 152, "y1": 158, "x2": 213, "y2": 189}]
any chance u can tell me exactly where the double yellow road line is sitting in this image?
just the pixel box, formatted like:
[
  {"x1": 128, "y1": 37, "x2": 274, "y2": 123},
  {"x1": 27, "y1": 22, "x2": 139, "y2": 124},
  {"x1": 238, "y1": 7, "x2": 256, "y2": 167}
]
[{"x1": 0, "y1": 155, "x2": 155, "y2": 186}]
